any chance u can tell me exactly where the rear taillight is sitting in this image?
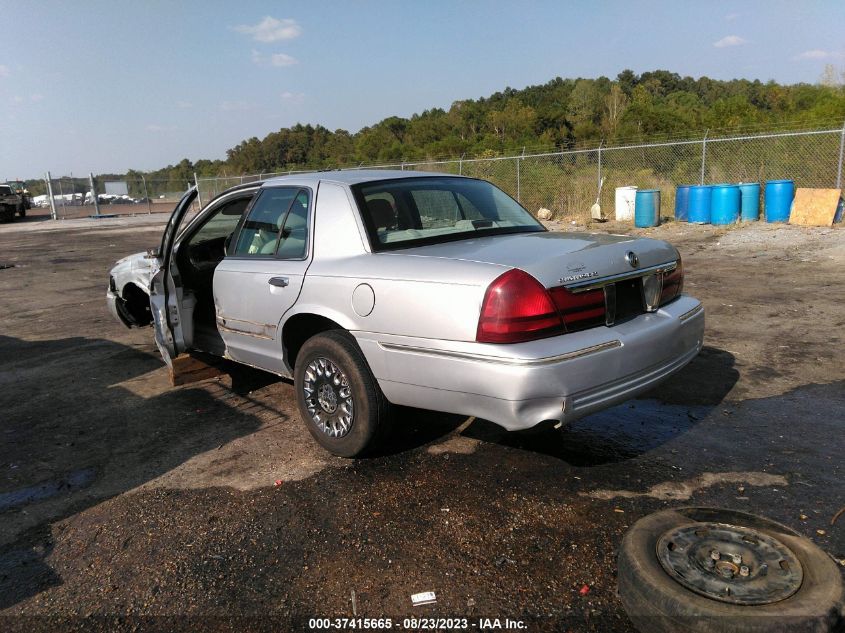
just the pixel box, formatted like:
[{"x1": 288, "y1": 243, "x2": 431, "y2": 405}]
[
  {"x1": 476, "y1": 269, "x2": 562, "y2": 343},
  {"x1": 660, "y1": 257, "x2": 684, "y2": 305},
  {"x1": 476, "y1": 269, "x2": 606, "y2": 343},
  {"x1": 548, "y1": 286, "x2": 606, "y2": 331}
]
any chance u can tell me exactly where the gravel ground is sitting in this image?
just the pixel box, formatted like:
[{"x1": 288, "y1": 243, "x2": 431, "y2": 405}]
[{"x1": 0, "y1": 214, "x2": 843, "y2": 631}]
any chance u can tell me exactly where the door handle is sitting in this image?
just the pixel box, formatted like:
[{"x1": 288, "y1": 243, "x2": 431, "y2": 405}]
[{"x1": 268, "y1": 276, "x2": 289, "y2": 288}]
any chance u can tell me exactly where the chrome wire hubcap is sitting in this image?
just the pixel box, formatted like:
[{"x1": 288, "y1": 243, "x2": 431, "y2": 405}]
[{"x1": 303, "y1": 357, "x2": 354, "y2": 438}]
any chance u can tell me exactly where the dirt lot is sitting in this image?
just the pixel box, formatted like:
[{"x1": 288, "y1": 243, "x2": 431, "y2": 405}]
[{"x1": 0, "y1": 213, "x2": 843, "y2": 631}]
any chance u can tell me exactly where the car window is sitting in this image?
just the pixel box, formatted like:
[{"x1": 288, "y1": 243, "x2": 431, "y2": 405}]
[
  {"x1": 354, "y1": 177, "x2": 544, "y2": 250},
  {"x1": 232, "y1": 188, "x2": 299, "y2": 256},
  {"x1": 186, "y1": 196, "x2": 251, "y2": 248},
  {"x1": 411, "y1": 190, "x2": 460, "y2": 228},
  {"x1": 276, "y1": 189, "x2": 309, "y2": 259}
]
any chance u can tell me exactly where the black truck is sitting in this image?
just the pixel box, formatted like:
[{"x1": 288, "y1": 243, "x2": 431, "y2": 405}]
[{"x1": 0, "y1": 182, "x2": 30, "y2": 222}]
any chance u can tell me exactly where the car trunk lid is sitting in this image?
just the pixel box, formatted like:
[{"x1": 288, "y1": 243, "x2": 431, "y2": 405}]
[{"x1": 393, "y1": 231, "x2": 679, "y2": 289}]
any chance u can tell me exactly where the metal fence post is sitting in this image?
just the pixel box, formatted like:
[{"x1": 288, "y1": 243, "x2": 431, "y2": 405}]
[
  {"x1": 89, "y1": 173, "x2": 101, "y2": 216},
  {"x1": 194, "y1": 172, "x2": 203, "y2": 209},
  {"x1": 45, "y1": 171, "x2": 57, "y2": 220},
  {"x1": 836, "y1": 120, "x2": 845, "y2": 189},
  {"x1": 700, "y1": 129, "x2": 709, "y2": 185},
  {"x1": 141, "y1": 175, "x2": 152, "y2": 214},
  {"x1": 516, "y1": 156, "x2": 521, "y2": 202},
  {"x1": 597, "y1": 139, "x2": 604, "y2": 193}
]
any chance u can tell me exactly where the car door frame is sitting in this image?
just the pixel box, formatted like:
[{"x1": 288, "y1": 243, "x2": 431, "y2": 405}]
[
  {"x1": 213, "y1": 184, "x2": 314, "y2": 374},
  {"x1": 149, "y1": 187, "x2": 198, "y2": 366}
]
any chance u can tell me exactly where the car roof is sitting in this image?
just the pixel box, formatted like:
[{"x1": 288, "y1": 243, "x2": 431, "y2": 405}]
[{"x1": 261, "y1": 169, "x2": 463, "y2": 188}]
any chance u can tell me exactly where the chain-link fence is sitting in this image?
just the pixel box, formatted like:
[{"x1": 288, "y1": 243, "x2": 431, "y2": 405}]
[
  {"x1": 195, "y1": 123, "x2": 845, "y2": 222},
  {"x1": 29, "y1": 173, "x2": 198, "y2": 220},
  {"x1": 32, "y1": 123, "x2": 845, "y2": 222}
]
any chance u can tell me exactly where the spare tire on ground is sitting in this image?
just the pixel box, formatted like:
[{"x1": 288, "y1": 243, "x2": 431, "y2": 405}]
[{"x1": 618, "y1": 507, "x2": 844, "y2": 633}]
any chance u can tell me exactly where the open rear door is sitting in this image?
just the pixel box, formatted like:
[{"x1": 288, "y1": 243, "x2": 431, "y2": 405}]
[{"x1": 149, "y1": 187, "x2": 198, "y2": 366}]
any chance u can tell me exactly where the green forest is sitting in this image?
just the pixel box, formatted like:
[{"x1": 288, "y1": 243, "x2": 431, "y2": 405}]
[{"x1": 29, "y1": 68, "x2": 845, "y2": 195}]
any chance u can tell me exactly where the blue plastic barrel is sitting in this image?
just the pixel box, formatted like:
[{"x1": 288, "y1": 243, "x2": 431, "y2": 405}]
[
  {"x1": 738, "y1": 183, "x2": 761, "y2": 221},
  {"x1": 674, "y1": 185, "x2": 692, "y2": 221},
  {"x1": 634, "y1": 189, "x2": 660, "y2": 227},
  {"x1": 764, "y1": 179, "x2": 795, "y2": 223},
  {"x1": 688, "y1": 185, "x2": 712, "y2": 224},
  {"x1": 710, "y1": 184, "x2": 740, "y2": 225}
]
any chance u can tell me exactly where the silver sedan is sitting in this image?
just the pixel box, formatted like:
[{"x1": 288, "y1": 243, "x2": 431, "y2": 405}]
[{"x1": 107, "y1": 171, "x2": 704, "y2": 456}]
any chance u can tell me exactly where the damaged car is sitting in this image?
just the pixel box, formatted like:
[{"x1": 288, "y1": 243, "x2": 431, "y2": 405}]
[{"x1": 107, "y1": 171, "x2": 704, "y2": 457}]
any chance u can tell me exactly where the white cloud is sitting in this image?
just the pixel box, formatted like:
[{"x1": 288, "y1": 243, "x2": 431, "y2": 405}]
[
  {"x1": 281, "y1": 91, "x2": 305, "y2": 104},
  {"x1": 794, "y1": 49, "x2": 844, "y2": 60},
  {"x1": 30, "y1": 93, "x2": 44, "y2": 103},
  {"x1": 270, "y1": 53, "x2": 298, "y2": 67},
  {"x1": 234, "y1": 16, "x2": 301, "y2": 43},
  {"x1": 12, "y1": 95, "x2": 23, "y2": 104},
  {"x1": 713, "y1": 35, "x2": 747, "y2": 48},
  {"x1": 251, "y1": 49, "x2": 298, "y2": 67},
  {"x1": 0, "y1": 64, "x2": 9, "y2": 77},
  {"x1": 725, "y1": 12, "x2": 740, "y2": 21},
  {"x1": 176, "y1": 100, "x2": 192, "y2": 109},
  {"x1": 145, "y1": 124, "x2": 177, "y2": 132},
  {"x1": 220, "y1": 100, "x2": 252, "y2": 112}
]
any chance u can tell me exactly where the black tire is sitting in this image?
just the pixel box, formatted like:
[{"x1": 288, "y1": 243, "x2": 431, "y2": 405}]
[
  {"x1": 293, "y1": 330, "x2": 390, "y2": 457},
  {"x1": 17, "y1": 207, "x2": 25, "y2": 218},
  {"x1": 618, "y1": 507, "x2": 844, "y2": 633}
]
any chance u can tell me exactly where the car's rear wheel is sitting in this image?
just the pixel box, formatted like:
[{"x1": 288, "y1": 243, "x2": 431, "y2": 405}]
[{"x1": 294, "y1": 330, "x2": 390, "y2": 457}]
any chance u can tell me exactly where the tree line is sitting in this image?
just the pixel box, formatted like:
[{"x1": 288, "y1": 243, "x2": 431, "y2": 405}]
[{"x1": 26, "y1": 68, "x2": 845, "y2": 195}]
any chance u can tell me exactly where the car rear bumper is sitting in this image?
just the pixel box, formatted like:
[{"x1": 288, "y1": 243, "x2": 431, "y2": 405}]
[{"x1": 355, "y1": 295, "x2": 705, "y2": 431}]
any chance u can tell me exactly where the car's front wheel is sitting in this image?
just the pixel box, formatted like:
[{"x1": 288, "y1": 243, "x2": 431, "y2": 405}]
[{"x1": 294, "y1": 330, "x2": 390, "y2": 457}]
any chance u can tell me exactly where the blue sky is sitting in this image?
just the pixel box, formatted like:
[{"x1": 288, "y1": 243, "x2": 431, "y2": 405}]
[{"x1": 1, "y1": 0, "x2": 843, "y2": 178}]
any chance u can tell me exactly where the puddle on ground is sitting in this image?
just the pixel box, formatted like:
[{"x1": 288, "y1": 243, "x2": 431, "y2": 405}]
[{"x1": 0, "y1": 468, "x2": 96, "y2": 511}]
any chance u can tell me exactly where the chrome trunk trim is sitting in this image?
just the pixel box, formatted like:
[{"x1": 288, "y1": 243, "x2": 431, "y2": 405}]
[{"x1": 566, "y1": 261, "x2": 677, "y2": 293}]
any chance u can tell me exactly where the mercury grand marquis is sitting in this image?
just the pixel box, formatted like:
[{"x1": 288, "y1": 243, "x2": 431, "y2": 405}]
[{"x1": 107, "y1": 171, "x2": 704, "y2": 457}]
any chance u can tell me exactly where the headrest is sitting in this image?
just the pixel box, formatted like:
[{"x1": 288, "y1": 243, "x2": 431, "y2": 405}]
[
  {"x1": 368, "y1": 198, "x2": 396, "y2": 229},
  {"x1": 282, "y1": 201, "x2": 308, "y2": 230}
]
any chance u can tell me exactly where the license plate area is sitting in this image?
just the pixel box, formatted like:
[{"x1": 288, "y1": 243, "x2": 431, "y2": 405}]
[{"x1": 611, "y1": 278, "x2": 645, "y2": 324}]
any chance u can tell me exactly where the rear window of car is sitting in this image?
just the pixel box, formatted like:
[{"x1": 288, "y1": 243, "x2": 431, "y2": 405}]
[{"x1": 351, "y1": 176, "x2": 544, "y2": 251}]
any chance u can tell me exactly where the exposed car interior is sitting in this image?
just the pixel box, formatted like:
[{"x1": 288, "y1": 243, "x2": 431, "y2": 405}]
[
  {"x1": 357, "y1": 177, "x2": 544, "y2": 248},
  {"x1": 175, "y1": 194, "x2": 253, "y2": 353}
]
